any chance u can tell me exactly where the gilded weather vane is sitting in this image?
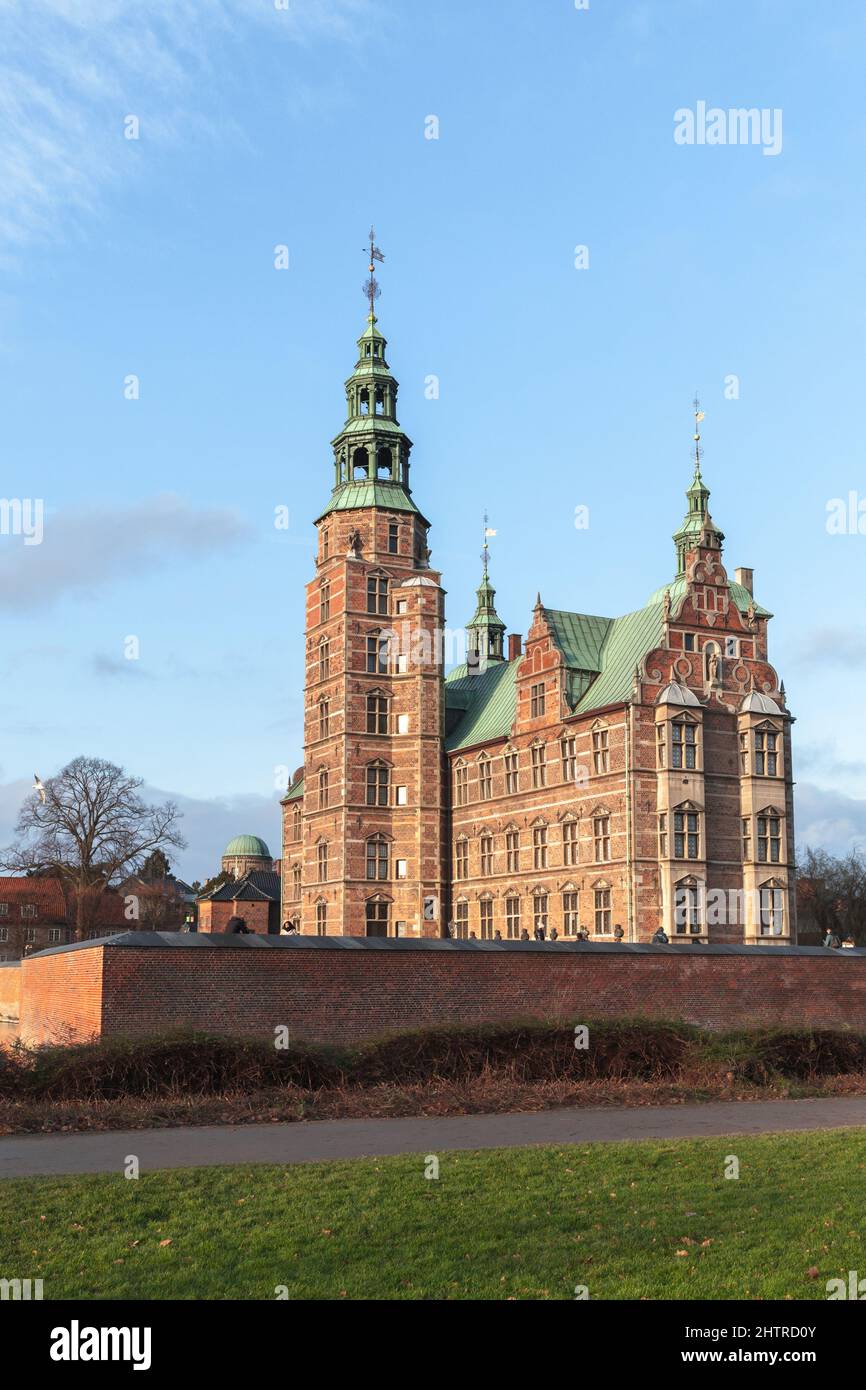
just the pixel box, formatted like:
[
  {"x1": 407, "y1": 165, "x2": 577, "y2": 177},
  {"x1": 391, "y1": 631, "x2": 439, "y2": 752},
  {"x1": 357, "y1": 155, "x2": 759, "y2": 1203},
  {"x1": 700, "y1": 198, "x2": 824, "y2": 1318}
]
[
  {"x1": 692, "y1": 393, "x2": 705, "y2": 471},
  {"x1": 363, "y1": 227, "x2": 385, "y2": 321}
]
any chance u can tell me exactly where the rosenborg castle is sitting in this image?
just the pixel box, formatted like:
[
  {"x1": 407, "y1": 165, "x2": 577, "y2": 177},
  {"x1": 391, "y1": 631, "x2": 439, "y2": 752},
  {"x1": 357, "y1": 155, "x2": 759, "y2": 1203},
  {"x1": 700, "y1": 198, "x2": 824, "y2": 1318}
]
[{"x1": 279, "y1": 300, "x2": 795, "y2": 946}]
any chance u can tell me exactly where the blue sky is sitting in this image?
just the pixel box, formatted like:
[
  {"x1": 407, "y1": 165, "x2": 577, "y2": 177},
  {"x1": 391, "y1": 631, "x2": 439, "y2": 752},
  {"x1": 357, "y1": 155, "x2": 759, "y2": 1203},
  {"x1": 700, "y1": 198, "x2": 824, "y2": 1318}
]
[{"x1": 1, "y1": 0, "x2": 865, "y2": 880}]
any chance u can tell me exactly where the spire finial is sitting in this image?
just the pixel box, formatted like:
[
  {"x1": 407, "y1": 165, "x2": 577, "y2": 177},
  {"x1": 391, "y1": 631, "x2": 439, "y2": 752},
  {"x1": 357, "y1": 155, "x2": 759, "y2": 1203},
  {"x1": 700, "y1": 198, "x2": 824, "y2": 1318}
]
[
  {"x1": 481, "y1": 512, "x2": 496, "y2": 580},
  {"x1": 692, "y1": 393, "x2": 705, "y2": 476},
  {"x1": 363, "y1": 226, "x2": 385, "y2": 322}
]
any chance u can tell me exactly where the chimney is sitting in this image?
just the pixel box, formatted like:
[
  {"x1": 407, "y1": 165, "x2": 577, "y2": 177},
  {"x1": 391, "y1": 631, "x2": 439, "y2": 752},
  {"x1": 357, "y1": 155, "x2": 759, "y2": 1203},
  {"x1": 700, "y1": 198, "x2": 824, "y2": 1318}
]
[
  {"x1": 735, "y1": 567, "x2": 753, "y2": 596},
  {"x1": 508, "y1": 633, "x2": 522, "y2": 662}
]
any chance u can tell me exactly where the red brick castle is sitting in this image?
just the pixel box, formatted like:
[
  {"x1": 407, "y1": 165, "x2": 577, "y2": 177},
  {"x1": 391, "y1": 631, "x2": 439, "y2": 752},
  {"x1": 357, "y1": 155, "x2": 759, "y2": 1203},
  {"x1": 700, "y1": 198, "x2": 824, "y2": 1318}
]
[{"x1": 281, "y1": 269, "x2": 795, "y2": 946}]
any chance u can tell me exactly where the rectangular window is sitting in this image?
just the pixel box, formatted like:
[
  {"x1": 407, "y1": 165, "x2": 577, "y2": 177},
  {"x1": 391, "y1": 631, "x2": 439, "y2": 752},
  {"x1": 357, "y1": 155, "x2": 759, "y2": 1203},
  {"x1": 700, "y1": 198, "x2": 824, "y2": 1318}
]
[
  {"x1": 755, "y1": 730, "x2": 779, "y2": 777},
  {"x1": 480, "y1": 836, "x2": 493, "y2": 876},
  {"x1": 0, "y1": 927, "x2": 8, "y2": 942},
  {"x1": 592, "y1": 727, "x2": 609, "y2": 775},
  {"x1": 366, "y1": 839, "x2": 388, "y2": 881},
  {"x1": 673, "y1": 810, "x2": 700, "y2": 860},
  {"x1": 594, "y1": 888, "x2": 611, "y2": 935},
  {"x1": 561, "y1": 736, "x2": 577, "y2": 782},
  {"x1": 0, "y1": 903, "x2": 7, "y2": 918},
  {"x1": 292, "y1": 866, "x2": 301, "y2": 900},
  {"x1": 396, "y1": 713, "x2": 409, "y2": 734},
  {"x1": 531, "y1": 743, "x2": 546, "y2": 789},
  {"x1": 388, "y1": 523, "x2": 399, "y2": 555},
  {"x1": 533, "y1": 825, "x2": 548, "y2": 870},
  {"x1": 505, "y1": 896, "x2": 520, "y2": 939},
  {"x1": 725, "y1": 637, "x2": 739, "y2": 658},
  {"x1": 506, "y1": 830, "x2": 520, "y2": 873},
  {"x1": 593, "y1": 816, "x2": 611, "y2": 862},
  {"x1": 25, "y1": 926, "x2": 36, "y2": 942},
  {"x1": 562, "y1": 819, "x2": 579, "y2": 866},
  {"x1": 395, "y1": 598, "x2": 408, "y2": 615},
  {"x1": 478, "y1": 759, "x2": 492, "y2": 800},
  {"x1": 671, "y1": 721, "x2": 697, "y2": 770},
  {"x1": 367, "y1": 694, "x2": 388, "y2": 735},
  {"x1": 505, "y1": 753, "x2": 519, "y2": 795},
  {"x1": 757, "y1": 814, "x2": 781, "y2": 864},
  {"x1": 533, "y1": 893, "x2": 548, "y2": 935},
  {"x1": 455, "y1": 841, "x2": 468, "y2": 879},
  {"x1": 739, "y1": 731, "x2": 749, "y2": 774},
  {"x1": 320, "y1": 582, "x2": 330, "y2": 622},
  {"x1": 367, "y1": 576, "x2": 389, "y2": 615},
  {"x1": 395, "y1": 785, "x2": 408, "y2": 806},
  {"x1": 319, "y1": 700, "x2": 330, "y2": 739},
  {"x1": 563, "y1": 891, "x2": 579, "y2": 936},
  {"x1": 317, "y1": 843, "x2": 328, "y2": 883},
  {"x1": 318, "y1": 641, "x2": 330, "y2": 682},
  {"x1": 455, "y1": 765, "x2": 469, "y2": 806},
  {"x1": 318, "y1": 770, "x2": 329, "y2": 810},
  {"x1": 455, "y1": 901, "x2": 469, "y2": 938},
  {"x1": 366, "y1": 635, "x2": 389, "y2": 674},
  {"x1": 366, "y1": 764, "x2": 389, "y2": 807},
  {"x1": 658, "y1": 813, "x2": 667, "y2": 858},
  {"x1": 396, "y1": 859, "x2": 407, "y2": 879},
  {"x1": 20, "y1": 904, "x2": 37, "y2": 920},
  {"x1": 48, "y1": 928, "x2": 63, "y2": 943},
  {"x1": 684, "y1": 633, "x2": 695, "y2": 652},
  {"x1": 321, "y1": 530, "x2": 330, "y2": 562},
  {"x1": 530, "y1": 682, "x2": 545, "y2": 718},
  {"x1": 742, "y1": 817, "x2": 751, "y2": 861},
  {"x1": 675, "y1": 885, "x2": 702, "y2": 936},
  {"x1": 760, "y1": 886, "x2": 785, "y2": 936},
  {"x1": 656, "y1": 725, "x2": 666, "y2": 768},
  {"x1": 479, "y1": 899, "x2": 494, "y2": 939}
]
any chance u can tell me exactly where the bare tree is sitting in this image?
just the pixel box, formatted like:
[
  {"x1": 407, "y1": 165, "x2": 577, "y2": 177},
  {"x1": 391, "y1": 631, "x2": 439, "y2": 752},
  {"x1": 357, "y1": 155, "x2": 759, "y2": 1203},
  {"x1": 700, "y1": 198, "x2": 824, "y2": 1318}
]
[
  {"x1": 797, "y1": 846, "x2": 866, "y2": 945},
  {"x1": 0, "y1": 757, "x2": 185, "y2": 941}
]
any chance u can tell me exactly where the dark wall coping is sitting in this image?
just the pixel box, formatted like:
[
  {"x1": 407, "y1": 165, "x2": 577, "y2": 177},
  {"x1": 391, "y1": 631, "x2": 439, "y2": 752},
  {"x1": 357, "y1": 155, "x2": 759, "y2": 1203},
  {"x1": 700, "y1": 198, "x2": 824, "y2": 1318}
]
[{"x1": 25, "y1": 932, "x2": 866, "y2": 961}]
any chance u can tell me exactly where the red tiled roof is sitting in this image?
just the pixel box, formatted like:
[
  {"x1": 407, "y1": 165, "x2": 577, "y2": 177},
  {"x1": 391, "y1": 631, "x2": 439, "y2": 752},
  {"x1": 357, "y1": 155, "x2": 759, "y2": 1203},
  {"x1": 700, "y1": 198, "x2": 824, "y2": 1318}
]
[{"x1": 0, "y1": 878, "x2": 129, "y2": 927}]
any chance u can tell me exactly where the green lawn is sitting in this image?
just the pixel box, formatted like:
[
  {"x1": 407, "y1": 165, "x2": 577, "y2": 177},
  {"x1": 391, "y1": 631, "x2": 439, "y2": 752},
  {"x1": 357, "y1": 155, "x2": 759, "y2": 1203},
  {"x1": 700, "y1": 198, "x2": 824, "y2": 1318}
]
[{"x1": 2, "y1": 1130, "x2": 865, "y2": 1300}]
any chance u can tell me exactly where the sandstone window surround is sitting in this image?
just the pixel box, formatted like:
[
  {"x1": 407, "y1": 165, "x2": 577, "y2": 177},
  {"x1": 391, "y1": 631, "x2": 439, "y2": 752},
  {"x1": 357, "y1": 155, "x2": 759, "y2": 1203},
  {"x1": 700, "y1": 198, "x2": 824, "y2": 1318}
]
[
  {"x1": 674, "y1": 875, "x2": 704, "y2": 936},
  {"x1": 593, "y1": 882, "x2": 612, "y2": 934},
  {"x1": 591, "y1": 721, "x2": 610, "y2": 775}
]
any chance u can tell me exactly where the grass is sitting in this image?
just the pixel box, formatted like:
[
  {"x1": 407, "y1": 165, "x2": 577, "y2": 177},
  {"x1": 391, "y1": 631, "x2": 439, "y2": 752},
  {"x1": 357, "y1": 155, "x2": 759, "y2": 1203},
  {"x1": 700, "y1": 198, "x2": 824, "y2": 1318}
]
[{"x1": 2, "y1": 1129, "x2": 866, "y2": 1299}]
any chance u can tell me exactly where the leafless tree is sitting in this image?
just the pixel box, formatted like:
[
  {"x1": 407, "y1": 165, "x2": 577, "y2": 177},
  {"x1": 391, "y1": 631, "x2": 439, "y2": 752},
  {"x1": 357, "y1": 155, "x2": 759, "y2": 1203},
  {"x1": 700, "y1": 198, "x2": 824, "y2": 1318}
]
[{"x1": 0, "y1": 757, "x2": 185, "y2": 941}]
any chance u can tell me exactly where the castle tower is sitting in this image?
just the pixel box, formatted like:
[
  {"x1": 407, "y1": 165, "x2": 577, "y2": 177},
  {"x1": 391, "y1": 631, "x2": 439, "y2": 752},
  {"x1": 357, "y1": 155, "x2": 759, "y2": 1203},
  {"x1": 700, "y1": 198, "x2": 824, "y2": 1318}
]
[{"x1": 293, "y1": 235, "x2": 448, "y2": 938}]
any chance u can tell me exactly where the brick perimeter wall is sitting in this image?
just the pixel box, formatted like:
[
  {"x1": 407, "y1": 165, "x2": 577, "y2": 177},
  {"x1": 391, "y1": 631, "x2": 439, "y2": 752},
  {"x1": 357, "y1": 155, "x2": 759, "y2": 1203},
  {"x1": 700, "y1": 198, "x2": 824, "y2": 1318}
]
[
  {"x1": 16, "y1": 938, "x2": 866, "y2": 1047},
  {"x1": 20, "y1": 949, "x2": 103, "y2": 1044},
  {"x1": 0, "y1": 964, "x2": 21, "y2": 1020}
]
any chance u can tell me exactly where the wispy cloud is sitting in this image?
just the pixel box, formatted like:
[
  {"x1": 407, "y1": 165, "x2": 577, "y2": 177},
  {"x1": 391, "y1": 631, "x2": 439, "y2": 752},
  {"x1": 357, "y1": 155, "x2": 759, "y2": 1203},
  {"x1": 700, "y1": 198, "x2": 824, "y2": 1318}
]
[
  {"x1": 0, "y1": 0, "x2": 373, "y2": 253},
  {"x1": 0, "y1": 493, "x2": 252, "y2": 612}
]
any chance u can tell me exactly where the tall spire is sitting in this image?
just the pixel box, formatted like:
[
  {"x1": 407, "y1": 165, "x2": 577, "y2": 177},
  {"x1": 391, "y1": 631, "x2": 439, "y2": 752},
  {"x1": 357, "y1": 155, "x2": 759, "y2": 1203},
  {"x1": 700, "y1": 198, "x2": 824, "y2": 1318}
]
[
  {"x1": 672, "y1": 397, "x2": 724, "y2": 574},
  {"x1": 318, "y1": 230, "x2": 425, "y2": 525},
  {"x1": 466, "y1": 516, "x2": 506, "y2": 666}
]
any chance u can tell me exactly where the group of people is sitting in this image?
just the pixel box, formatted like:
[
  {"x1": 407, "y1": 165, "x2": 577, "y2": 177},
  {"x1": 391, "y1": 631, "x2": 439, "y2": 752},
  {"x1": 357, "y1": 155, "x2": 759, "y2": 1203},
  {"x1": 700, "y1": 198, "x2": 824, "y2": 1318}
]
[{"x1": 446, "y1": 922, "x2": 629, "y2": 943}]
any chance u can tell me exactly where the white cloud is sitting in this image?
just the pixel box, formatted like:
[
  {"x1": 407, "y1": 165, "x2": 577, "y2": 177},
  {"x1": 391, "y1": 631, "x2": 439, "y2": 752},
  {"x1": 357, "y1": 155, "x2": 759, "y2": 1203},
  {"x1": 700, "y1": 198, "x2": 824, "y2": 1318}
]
[
  {"x1": 0, "y1": 0, "x2": 373, "y2": 252},
  {"x1": 0, "y1": 493, "x2": 252, "y2": 611}
]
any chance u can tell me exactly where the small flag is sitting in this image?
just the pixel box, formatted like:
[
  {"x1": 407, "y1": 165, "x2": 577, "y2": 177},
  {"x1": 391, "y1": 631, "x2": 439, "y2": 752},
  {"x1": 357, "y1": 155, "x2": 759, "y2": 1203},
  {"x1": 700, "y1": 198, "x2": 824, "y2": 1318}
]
[
  {"x1": 485, "y1": 527, "x2": 497, "y2": 538},
  {"x1": 695, "y1": 410, "x2": 705, "y2": 424}
]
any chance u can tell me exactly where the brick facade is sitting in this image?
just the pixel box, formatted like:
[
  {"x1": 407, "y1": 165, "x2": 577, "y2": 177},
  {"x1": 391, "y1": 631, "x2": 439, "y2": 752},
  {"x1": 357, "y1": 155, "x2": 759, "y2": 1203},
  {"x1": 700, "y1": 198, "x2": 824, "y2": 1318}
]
[
  {"x1": 281, "y1": 324, "x2": 796, "y2": 949},
  {"x1": 17, "y1": 935, "x2": 865, "y2": 1048}
]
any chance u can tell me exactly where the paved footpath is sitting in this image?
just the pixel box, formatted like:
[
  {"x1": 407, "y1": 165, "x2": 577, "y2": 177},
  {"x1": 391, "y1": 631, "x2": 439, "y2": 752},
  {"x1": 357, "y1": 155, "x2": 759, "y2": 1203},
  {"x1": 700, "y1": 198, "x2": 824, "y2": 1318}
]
[{"x1": 1, "y1": 1096, "x2": 865, "y2": 1179}]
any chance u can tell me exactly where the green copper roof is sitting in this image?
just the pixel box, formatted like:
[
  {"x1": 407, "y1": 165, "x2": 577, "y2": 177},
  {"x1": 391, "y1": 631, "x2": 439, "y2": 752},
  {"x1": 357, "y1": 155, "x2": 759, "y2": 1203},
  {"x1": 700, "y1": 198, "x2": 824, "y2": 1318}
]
[
  {"x1": 646, "y1": 575, "x2": 771, "y2": 619},
  {"x1": 223, "y1": 835, "x2": 271, "y2": 859},
  {"x1": 318, "y1": 480, "x2": 424, "y2": 519},
  {"x1": 445, "y1": 659, "x2": 519, "y2": 751},
  {"x1": 444, "y1": 600, "x2": 668, "y2": 751},
  {"x1": 284, "y1": 773, "x2": 304, "y2": 802}
]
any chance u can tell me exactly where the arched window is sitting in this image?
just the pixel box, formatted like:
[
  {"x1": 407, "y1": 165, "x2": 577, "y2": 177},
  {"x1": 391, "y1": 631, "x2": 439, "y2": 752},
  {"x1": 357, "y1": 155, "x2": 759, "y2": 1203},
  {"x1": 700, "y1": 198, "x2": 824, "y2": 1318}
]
[
  {"x1": 366, "y1": 835, "x2": 389, "y2": 881},
  {"x1": 352, "y1": 446, "x2": 369, "y2": 479},
  {"x1": 359, "y1": 387, "x2": 370, "y2": 416},
  {"x1": 366, "y1": 761, "x2": 390, "y2": 807},
  {"x1": 376, "y1": 446, "x2": 392, "y2": 477},
  {"x1": 374, "y1": 386, "x2": 385, "y2": 416}
]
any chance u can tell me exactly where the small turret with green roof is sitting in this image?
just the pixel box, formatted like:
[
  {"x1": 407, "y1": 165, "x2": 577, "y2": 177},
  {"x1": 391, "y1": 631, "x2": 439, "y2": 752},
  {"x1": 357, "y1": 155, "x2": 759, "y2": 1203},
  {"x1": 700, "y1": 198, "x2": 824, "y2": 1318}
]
[{"x1": 466, "y1": 520, "x2": 506, "y2": 666}]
